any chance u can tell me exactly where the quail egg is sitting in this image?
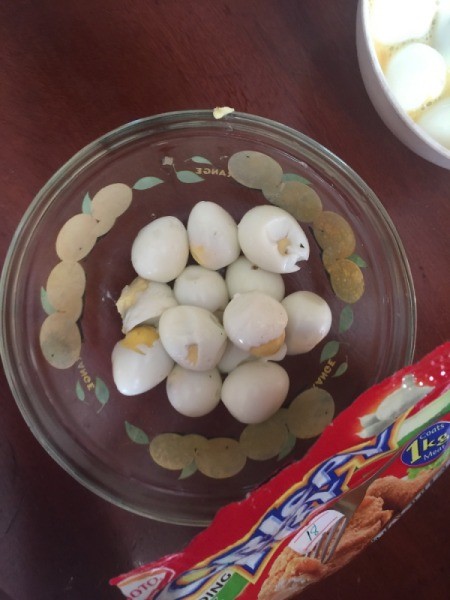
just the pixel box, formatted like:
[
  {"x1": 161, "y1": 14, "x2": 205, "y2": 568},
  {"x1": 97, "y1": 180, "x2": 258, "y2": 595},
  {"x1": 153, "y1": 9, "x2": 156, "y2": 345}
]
[
  {"x1": 187, "y1": 201, "x2": 240, "y2": 270},
  {"x1": 166, "y1": 366, "x2": 222, "y2": 417},
  {"x1": 131, "y1": 216, "x2": 189, "y2": 282},
  {"x1": 159, "y1": 305, "x2": 227, "y2": 371},
  {"x1": 282, "y1": 291, "x2": 332, "y2": 355},
  {"x1": 238, "y1": 205, "x2": 309, "y2": 273},
  {"x1": 174, "y1": 265, "x2": 229, "y2": 312},
  {"x1": 112, "y1": 326, "x2": 174, "y2": 395},
  {"x1": 225, "y1": 256, "x2": 285, "y2": 301},
  {"x1": 116, "y1": 277, "x2": 178, "y2": 333},
  {"x1": 221, "y1": 361, "x2": 290, "y2": 424},
  {"x1": 223, "y1": 291, "x2": 288, "y2": 357}
]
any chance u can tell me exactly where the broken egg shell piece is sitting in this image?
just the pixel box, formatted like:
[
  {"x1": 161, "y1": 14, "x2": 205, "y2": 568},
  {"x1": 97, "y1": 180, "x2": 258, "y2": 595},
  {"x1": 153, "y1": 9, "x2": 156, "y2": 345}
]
[
  {"x1": 117, "y1": 278, "x2": 178, "y2": 333},
  {"x1": 174, "y1": 265, "x2": 229, "y2": 313},
  {"x1": 131, "y1": 216, "x2": 189, "y2": 283},
  {"x1": 55, "y1": 214, "x2": 98, "y2": 262},
  {"x1": 158, "y1": 305, "x2": 227, "y2": 371},
  {"x1": 223, "y1": 291, "x2": 288, "y2": 357},
  {"x1": 187, "y1": 201, "x2": 240, "y2": 270},
  {"x1": 282, "y1": 291, "x2": 332, "y2": 355},
  {"x1": 212, "y1": 106, "x2": 235, "y2": 119},
  {"x1": 228, "y1": 150, "x2": 283, "y2": 190},
  {"x1": 221, "y1": 361, "x2": 290, "y2": 424},
  {"x1": 166, "y1": 365, "x2": 222, "y2": 417},
  {"x1": 225, "y1": 256, "x2": 285, "y2": 302},
  {"x1": 238, "y1": 204, "x2": 309, "y2": 273},
  {"x1": 112, "y1": 326, "x2": 174, "y2": 396}
]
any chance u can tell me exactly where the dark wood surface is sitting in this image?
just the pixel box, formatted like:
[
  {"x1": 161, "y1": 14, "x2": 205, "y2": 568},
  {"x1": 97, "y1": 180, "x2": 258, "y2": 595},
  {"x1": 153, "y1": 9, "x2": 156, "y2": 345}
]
[{"x1": 0, "y1": 1, "x2": 449, "y2": 598}]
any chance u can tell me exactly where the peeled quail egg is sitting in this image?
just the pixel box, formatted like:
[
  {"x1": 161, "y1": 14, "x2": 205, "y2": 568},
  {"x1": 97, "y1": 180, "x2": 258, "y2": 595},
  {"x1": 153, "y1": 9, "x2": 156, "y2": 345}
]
[
  {"x1": 282, "y1": 291, "x2": 332, "y2": 355},
  {"x1": 112, "y1": 326, "x2": 174, "y2": 395},
  {"x1": 174, "y1": 265, "x2": 229, "y2": 312},
  {"x1": 187, "y1": 201, "x2": 240, "y2": 270},
  {"x1": 221, "y1": 361, "x2": 289, "y2": 424},
  {"x1": 385, "y1": 42, "x2": 447, "y2": 112},
  {"x1": 217, "y1": 340, "x2": 253, "y2": 373},
  {"x1": 159, "y1": 305, "x2": 227, "y2": 371},
  {"x1": 371, "y1": 0, "x2": 437, "y2": 45},
  {"x1": 418, "y1": 97, "x2": 450, "y2": 149},
  {"x1": 116, "y1": 277, "x2": 178, "y2": 333},
  {"x1": 131, "y1": 216, "x2": 189, "y2": 283},
  {"x1": 238, "y1": 205, "x2": 309, "y2": 273},
  {"x1": 225, "y1": 256, "x2": 285, "y2": 301},
  {"x1": 166, "y1": 366, "x2": 222, "y2": 417},
  {"x1": 223, "y1": 291, "x2": 288, "y2": 357}
]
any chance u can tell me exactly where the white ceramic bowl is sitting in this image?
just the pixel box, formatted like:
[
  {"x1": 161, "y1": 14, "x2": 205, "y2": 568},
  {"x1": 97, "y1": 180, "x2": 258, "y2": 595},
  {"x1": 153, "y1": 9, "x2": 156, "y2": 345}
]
[{"x1": 356, "y1": 0, "x2": 450, "y2": 170}]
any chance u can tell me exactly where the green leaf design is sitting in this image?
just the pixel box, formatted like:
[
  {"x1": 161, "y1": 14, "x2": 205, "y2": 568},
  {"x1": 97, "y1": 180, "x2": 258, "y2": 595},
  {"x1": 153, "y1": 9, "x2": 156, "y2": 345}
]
[
  {"x1": 95, "y1": 377, "x2": 109, "y2": 410},
  {"x1": 348, "y1": 253, "x2": 367, "y2": 268},
  {"x1": 320, "y1": 340, "x2": 340, "y2": 363},
  {"x1": 40, "y1": 287, "x2": 56, "y2": 315},
  {"x1": 176, "y1": 170, "x2": 204, "y2": 183},
  {"x1": 133, "y1": 176, "x2": 164, "y2": 190},
  {"x1": 278, "y1": 432, "x2": 297, "y2": 460},
  {"x1": 76, "y1": 380, "x2": 85, "y2": 402},
  {"x1": 282, "y1": 173, "x2": 311, "y2": 185},
  {"x1": 125, "y1": 421, "x2": 149, "y2": 445},
  {"x1": 339, "y1": 305, "x2": 354, "y2": 333},
  {"x1": 333, "y1": 362, "x2": 348, "y2": 378},
  {"x1": 179, "y1": 459, "x2": 198, "y2": 479},
  {"x1": 190, "y1": 156, "x2": 212, "y2": 165},
  {"x1": 82, "y1": 192, "x2": 92, "y2": 214}
]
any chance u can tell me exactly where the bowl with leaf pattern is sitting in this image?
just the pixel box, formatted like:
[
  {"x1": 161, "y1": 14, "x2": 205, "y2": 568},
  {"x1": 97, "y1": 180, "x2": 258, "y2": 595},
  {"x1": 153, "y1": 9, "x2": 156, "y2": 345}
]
[{"x1": 0, "y1": 110, "x2": 416, "y2": 525}]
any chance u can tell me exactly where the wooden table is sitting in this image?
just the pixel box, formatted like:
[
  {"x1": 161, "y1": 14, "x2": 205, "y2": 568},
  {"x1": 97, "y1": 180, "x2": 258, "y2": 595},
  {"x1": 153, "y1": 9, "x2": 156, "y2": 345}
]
[{"x1": 0, "y1": 1, "x2": 448, "y2": 598}]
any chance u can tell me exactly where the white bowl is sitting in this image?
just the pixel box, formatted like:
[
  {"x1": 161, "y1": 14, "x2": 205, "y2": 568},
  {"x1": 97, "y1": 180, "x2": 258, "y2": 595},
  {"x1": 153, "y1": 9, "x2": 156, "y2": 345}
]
[{"x1": 356, "y1": 0, "x2": 450, "y2": 170}]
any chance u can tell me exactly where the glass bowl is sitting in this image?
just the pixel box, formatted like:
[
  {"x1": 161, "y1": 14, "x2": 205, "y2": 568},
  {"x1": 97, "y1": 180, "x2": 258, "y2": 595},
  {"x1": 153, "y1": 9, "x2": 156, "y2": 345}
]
[{"x1": 0, "y1": 110, "x2": 416, "y2": 525}]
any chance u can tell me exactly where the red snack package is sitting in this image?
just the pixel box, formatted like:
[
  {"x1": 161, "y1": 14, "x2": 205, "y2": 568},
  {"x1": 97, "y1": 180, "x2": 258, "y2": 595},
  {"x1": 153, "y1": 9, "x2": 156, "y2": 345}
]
[{"x1": 111, "y1": 343, "x2": 450, "y2": 599}]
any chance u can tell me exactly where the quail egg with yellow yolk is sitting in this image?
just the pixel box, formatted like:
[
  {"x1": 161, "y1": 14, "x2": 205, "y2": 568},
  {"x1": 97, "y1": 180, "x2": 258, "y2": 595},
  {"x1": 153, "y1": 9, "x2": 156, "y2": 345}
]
[
  {"x1": 238, "y1": 205, "x2": 309, "y2": 273},
  {"x1": 158, "y1": 305, "x2": 227, "y2": 371},
  {"x1": 116, "y1": 277, "x2": 178, "y2": 333},
  {"x1": 187, "y1": 201, "x2": 240, "y2": 270},
  {"x1": 223, "y1": 291, "x2": 288, "y2": 357},
  {"x1": 112, "y1": 326, "x2": 174, "y2": 396}
]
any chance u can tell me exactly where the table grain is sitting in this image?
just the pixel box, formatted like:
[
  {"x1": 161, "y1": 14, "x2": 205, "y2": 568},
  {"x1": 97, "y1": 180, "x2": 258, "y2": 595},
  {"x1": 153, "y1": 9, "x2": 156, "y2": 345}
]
[{"x1": 0, "y1": 1, "x2": 449, "y2": 598}]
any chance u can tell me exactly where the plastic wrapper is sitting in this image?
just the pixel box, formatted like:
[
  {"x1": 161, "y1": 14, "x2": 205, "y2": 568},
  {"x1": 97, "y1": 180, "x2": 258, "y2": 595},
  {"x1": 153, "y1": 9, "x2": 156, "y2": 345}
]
[{"x1": 111, "y1": 343, "x2": 450, "y2": 599}]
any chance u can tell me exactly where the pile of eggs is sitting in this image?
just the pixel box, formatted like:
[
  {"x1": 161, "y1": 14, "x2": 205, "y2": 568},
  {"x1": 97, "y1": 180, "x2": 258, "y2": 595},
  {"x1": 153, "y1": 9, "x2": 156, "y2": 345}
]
[
  {"x1": 112, "y1": 201, "x2": 332, "y2": 424},
  {"x1": 370, "y1": 0, "x2": 450, "y2": 149}
]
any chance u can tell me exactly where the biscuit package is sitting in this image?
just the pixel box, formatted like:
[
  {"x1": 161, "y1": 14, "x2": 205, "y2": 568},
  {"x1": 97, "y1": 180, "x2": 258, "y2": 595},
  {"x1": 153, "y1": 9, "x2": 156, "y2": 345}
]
[{"x1": 111, "y1": 343, "x2": 450, "y2": 599}]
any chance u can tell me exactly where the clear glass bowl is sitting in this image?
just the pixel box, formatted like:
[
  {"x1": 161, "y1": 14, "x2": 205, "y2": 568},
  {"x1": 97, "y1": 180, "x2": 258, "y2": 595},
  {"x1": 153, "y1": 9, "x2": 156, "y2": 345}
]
[{"x1": 0, "y1": 110, "x2": 416, "y2": 525}]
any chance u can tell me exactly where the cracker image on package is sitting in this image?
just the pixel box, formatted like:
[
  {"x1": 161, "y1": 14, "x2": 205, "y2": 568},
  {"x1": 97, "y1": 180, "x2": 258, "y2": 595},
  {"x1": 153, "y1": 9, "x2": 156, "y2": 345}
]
[{"x1": 111, "y1": 343, "x2": 450, "y2": 600}]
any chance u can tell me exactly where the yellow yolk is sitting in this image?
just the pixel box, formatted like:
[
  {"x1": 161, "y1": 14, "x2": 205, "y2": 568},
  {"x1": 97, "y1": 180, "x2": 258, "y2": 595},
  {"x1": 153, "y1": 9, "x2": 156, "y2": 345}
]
[
  {"x1": 116, "y1": 277, "x2": 149, "y2": 316},
  {"x1": 190, "y1": 245, "x2": 207, "y2": 266},
  {"x1": 186, "y1": 343, "x2": 199, "y2": 366},
  {"x1": 120, "y1": 326, "x2": 159, "y2": 354},
  {"x1": 277, "y1": 237, "x2": 290, "y2": 255},
  {"x1": 249, "y1": 331, "x2": 285, "y2": 357}
]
